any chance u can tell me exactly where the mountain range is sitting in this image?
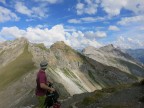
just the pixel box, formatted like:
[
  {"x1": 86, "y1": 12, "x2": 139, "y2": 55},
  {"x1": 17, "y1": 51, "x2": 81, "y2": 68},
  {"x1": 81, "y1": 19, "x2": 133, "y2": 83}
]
[
  {"x1": 0, "y1": 38, "x2": 144, "y2": 108},
  {"x1": 125, "y1": 49, "x2": 144, "y2": 64},
  {"x1": 82, "y1": 45, "x2": 144, "y2": 78}
]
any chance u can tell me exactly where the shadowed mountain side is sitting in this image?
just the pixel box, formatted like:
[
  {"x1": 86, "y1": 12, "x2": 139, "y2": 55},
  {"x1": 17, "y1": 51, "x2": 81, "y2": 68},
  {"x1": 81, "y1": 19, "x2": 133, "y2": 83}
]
[
  {"x1": 82, "y1": 45, "x2": 144, "y2": 79},
  {"x1": 125, "y1": 49, "x2": 144, "y2": 64},
  {"x1": 79, "y1": 55, "x2": 138, "y2": 88}
]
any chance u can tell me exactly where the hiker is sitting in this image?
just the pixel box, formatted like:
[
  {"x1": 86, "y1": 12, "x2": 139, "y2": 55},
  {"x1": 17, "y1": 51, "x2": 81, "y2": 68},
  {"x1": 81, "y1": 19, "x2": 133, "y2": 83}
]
[{"x1": 35, "y1": 61, "x2": 55, "y2": 108}]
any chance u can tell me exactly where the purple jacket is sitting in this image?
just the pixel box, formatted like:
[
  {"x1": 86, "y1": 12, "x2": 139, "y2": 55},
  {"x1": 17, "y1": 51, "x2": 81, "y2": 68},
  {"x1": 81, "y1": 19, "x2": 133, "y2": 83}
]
[{"x1": 36, "y1": 69, "x2": 47, "y2": 96}]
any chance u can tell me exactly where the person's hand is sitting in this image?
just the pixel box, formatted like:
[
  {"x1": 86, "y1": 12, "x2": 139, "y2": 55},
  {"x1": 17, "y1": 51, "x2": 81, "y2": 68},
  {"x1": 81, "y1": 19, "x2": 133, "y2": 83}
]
[
  {"x1": 47, "y1": 81, "x2": 53, "y2": 87},
  {"x1": 50, "y1": 88, "x2": 55, "y2": 93},
  {"x1": 49, "y1": 80, "x2": 53, "y2": 84}
]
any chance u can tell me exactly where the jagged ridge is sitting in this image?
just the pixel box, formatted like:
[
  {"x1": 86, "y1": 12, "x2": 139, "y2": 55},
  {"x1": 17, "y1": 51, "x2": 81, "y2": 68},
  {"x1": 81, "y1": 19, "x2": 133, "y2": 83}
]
[{"x1": 0, "y1": 38, "x2": 143, "y2": 108}]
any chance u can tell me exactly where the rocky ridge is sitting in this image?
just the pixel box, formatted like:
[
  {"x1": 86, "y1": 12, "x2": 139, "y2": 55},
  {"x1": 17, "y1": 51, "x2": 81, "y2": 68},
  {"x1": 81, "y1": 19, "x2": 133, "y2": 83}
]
[
  {"x1": 82, "y1": 45, "x2": 144, "y2": 78},
  {"x1": 0, "y1": 38, "x2": 144, "y2": 108}
]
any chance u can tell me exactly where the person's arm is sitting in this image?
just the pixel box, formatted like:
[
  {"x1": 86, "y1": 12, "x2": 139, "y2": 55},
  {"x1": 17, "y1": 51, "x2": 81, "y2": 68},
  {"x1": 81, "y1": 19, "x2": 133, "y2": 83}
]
[
  {"x1": 48, "y1": 80, "x2": 53, "y2": 84},
  {"x1": 40, "y1": 83, "x2": 55, "y2": 92}
]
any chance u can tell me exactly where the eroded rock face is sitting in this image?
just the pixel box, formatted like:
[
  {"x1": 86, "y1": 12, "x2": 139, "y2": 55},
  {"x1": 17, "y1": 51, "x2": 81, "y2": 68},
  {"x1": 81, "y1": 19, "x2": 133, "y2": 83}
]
[{"x1": 0, "y1": 38, "x2": 143, "y2": 108}]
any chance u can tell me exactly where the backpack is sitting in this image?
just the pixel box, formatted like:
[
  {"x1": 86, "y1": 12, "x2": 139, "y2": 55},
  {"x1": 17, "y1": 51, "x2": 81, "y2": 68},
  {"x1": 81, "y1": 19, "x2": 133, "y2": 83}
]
[
  {"x1": 44, "y1": 83, "x2": 61, "y2": 108},
  {"x1": 53, "y1": 102, "x2": 61, "y2": 108},
  {"x1": 44, "y1": 91, "x2": 61, "y2": 108}
]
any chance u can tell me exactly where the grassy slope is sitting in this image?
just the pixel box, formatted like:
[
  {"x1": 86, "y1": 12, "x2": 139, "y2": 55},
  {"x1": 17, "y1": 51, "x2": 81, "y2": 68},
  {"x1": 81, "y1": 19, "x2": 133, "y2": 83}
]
[
  {"x1": 77, "y1": 82, "x2": 144, "y2": 108},
  {"x1": 0, "y1": 44, "x2": 36, "y2": 90},
  {"x1": 35, "y1": 43, "x2": 48, "y2": 51}
]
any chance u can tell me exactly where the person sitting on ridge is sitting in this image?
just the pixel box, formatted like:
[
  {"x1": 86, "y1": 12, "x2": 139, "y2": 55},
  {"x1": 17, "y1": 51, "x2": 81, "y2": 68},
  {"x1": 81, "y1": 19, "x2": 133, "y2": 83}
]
[{"x1": 35, "y1": 60, "x2": 55, "y2": 108}]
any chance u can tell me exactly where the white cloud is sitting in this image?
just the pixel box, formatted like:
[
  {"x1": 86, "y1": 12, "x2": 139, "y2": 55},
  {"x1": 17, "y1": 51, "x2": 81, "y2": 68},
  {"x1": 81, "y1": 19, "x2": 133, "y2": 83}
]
[
  {"x1": 95, "y1": 31, "x2": 107, "y2": 38},
  {"x1": 15, "y1": 1, "x2": 48, "y2": 18},
  {"x1": 114, "y1": 36, "x2": 131, "y2": 49},
  {"x1": 68, "y1": 19, "x2": 81, "y2": 24},
  {"x1": 76, "y1": 0, "x2": 144, "y2": 16},
  {"x1": 0, "y1": 37, "x2": 6, "y2": 42},
  {"x1": 111, "y1": 23, "x2": 144, "y2": 49},
  {"x1": 114, "y1": 35, "x2": 144, "y2": 49},
  {"x1": 0, "y1": 6, "x2": 19, "y2": 23},
  {"x1": 101, "y1": 0, "x2": 126, "y2": 16},
  {"x1": 81, "y1": 17, "x2": 104, "y2": 22},
  {"x1": 108, "y1": 25, "x2": 120, "y2": 31},
  {"x1": 76, "y1": 3, "x2": 84, "y2": 15},
  {"x1": 31, "y1": 6, "x2": 48, "y2": 18},
  {"x1": 140, "y1": 27, "x2": 144, "y2": 31},
  {"x1": 15, "y1": 2, "x2": 32, "y2": 16},
  {"x1": 127, "y1": 37, "x2": 143, "y2": 47},
  {"x1": 127, "y1": 37, "x2": 133, "y2": 42},
  {"x1": 85, "y1": 31, "x2": 107, "y2": 39},
  {"x1": 101, "y1": 0, "x2": 144, "y2": 16},
  {"x1": 125, "y1": 0, "x2": 144, "y2": 14},
  {"x1": 76, "y1": 0, "x2": 98, "y2": 15},
  {"x1": 65, "y1": 29, "x2": 103, "y2": 49},
  {"x1": 66, "y1": 31, "x2": 102, "y2": 49},
  {"x1": 26, "y1": 25, "x2": 66, "y2": 46},
  {"x1": 34, "y1": 0, "x2": 62, "y2": 4},
  {"x1": 26, "y1": 18, "x2": 35, "y2": 22},
  {"x1": 118, "y1": 15, "x2": 144, "y2": 25},
  {"x1": 0, "y1": 25, "x2": 102, "y2": 49},
  {"x1": 0, "y1": 26, "x2": 26, "y2": 38},
  {"x1": 68, "y1": 17, "x2": 105, "y2": 24},
  {"x1": 64, "y1": 26, "x2": 76, "y2": 32},
  {"x1": 0, "y1": 0, "x2": 6, "y2": 4},
  {"x1": 0, "y1": 25, "x2": 65, "y2": 46}
]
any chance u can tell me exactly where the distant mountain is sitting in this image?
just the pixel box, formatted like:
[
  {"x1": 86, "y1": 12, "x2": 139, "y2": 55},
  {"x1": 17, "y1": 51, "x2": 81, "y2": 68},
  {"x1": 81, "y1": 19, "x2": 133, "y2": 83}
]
[
  {"x1": 125, "y1": 49, "x2": 144, "y2": 64},
  {"x1": 82, "y1": 44, "x2": 144, "y2": 77},
  {"x1": 0, "y1": 39, "x2": 144, "y2": 108}
]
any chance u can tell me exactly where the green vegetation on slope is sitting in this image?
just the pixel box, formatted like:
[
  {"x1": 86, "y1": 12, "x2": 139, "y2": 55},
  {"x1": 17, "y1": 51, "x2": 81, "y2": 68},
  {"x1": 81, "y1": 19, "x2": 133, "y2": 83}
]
[
  {"x1": 79, "y1": 84, "x2": 134, "y2": 107},
  {"x1": 0, "y1": 44, "x2": 36, "y2": 90},
  {"x1": 88, "y1": 70, "x2": 97, "y2": 83},
  {"x1": 81, "y1": 91, "x2": 104, "y2": 106},
  {"x1": 0, "y1": 50, "x2": 5, "y2": 56},
  {"x1": 35, "y1": 43, "x2": 48, "y2": 51},
  {"x1": 62, "y1": 68, "x2": 77, "y2": 79},
  {"x1": 62, "y1": 68, "x2": 86, "y2": 91}
]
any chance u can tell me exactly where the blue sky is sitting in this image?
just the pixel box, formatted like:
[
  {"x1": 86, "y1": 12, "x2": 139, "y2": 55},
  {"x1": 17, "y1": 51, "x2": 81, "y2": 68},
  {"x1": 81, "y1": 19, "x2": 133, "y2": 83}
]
[{"x1": 0, "y1": 0, "x2": 144, "y2": 49}]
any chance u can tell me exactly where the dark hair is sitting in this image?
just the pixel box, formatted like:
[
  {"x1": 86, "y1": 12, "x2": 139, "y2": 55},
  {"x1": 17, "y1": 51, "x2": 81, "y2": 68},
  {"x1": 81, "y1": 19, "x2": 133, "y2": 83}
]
[{"x1": 41, "y1": 68, "x2": 47, "y2": 70}]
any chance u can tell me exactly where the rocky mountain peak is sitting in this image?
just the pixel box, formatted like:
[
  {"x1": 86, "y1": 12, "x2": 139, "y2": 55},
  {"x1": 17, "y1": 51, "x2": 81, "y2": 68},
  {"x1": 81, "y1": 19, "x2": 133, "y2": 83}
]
[
  {"x1": 84, "y1": 46, "x2": 96, "y2": 50},
  {"x1": 15, "y1": 37, "x2": 28, "y2": 44},
  {"x1": 82, "y1": 46, "x2": 97, "y2": 54},
  {"x1": 99, "y1": 44, "x2": 115, "y2": 52},
  {"x1": 0, "y1": 37, "x2": 28, "y2": 51},
  {"x1": 50, "y1": 41, "x2": 72, "y2": 51}
]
